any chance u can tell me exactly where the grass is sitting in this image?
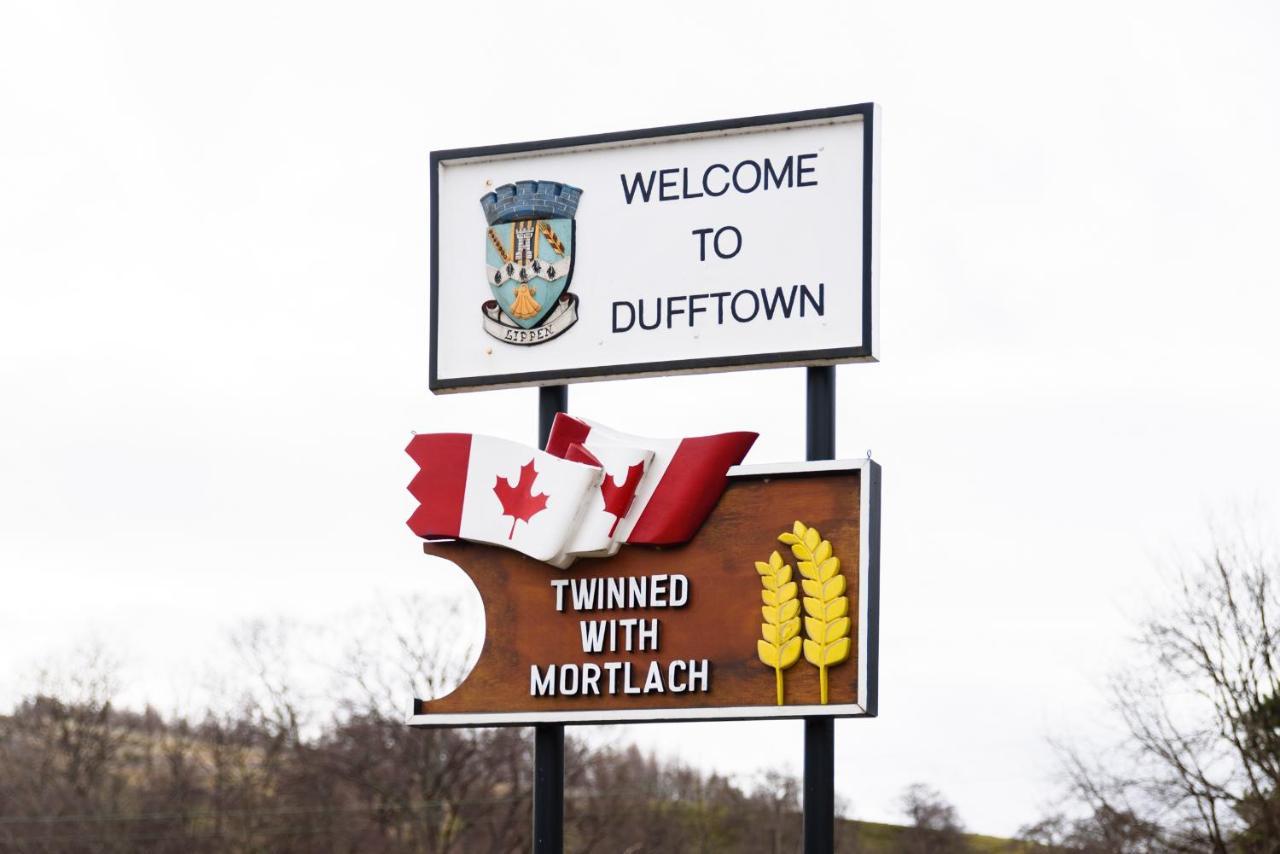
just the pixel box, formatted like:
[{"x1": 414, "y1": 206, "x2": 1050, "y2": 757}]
[{"x1": 843, "y1": 819, "x2": 1036, "y2": 852}]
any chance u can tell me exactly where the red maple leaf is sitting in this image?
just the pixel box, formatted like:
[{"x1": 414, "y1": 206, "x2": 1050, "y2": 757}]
[
  {"x1": 600, "y1": 461, "x2": 646, "y2": 537},
  {"x1": 493, "y1": 459, "x2": 549, "y2": 539}
]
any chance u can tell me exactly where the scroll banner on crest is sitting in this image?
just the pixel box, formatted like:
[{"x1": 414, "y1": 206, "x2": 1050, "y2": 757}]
[
  {"x1": 481, "y1": 294, "x2": 579, "y2": 347},
  {"x1": 405, "y1": 417, "x2": 756, "y2": 567}
]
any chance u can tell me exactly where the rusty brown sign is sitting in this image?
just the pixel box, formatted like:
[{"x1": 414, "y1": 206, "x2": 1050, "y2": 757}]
[{"x1": 409, "y1": 460, "x2": 880, "y2": 727}]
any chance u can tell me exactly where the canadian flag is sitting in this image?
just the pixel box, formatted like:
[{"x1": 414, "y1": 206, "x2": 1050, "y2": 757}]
[
  {"x1": 544, "y1": 414, "x2": 758, "y2": 546},
  {"x1": 555, "y1": 441, "x2": 656, "y2": 560},
  {"x1": 405, "y1": 433, "x2": 603, "y2": 563},
  {"x1": 406, "y1": 418, "x2": 757, "y2": 567}
]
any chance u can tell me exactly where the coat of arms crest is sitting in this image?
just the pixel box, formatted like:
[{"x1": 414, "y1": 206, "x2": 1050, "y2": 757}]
[{"x1": 479, "y1": 180, "x2": 581, "y2": 345}]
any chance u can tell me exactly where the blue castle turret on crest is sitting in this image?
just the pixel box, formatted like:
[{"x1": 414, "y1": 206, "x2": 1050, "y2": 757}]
[{"x1": 480, "y1": 180, "x2": 582, "y2": 226}]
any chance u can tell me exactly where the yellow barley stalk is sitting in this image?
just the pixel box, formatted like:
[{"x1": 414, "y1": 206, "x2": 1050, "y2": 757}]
[
  {"x1": 755, "y1": 550, "x2": 801, "y2": 705},
  {"x1": 539, "y1": 221, "x2": 565, "y2": 256},
  {"x1": 780, "y1": 521, "x2": 851, "y2": 704},
  {"x1": 487, "y1": 227, "x2": 510, "y2": 262}
]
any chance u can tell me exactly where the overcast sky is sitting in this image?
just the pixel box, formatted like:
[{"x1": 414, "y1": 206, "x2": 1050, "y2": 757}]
[{"x1": 3, "y1": 0, "x2": 1280, "y2": 837}]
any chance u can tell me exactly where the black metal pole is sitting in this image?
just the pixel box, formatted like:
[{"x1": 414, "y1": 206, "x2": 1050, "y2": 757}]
[
  {"x1": 804, "y1": 366, "x2": 836, "y2": 853},
  {"x1": 538, "y1": 384, "x2": 568, "y2": 451},
  {"x1": 804, "y1": 716, "x2": 835, "y2": 852},
  {"x1": 534, "y1": 384, "x2": 567, "y2": 854},
  {"x1": 806, "y1": 365, "x2": 835, "y2": 460},
  {"x1": 533, "y1": 722, "x2": 564, "y2": 853}
]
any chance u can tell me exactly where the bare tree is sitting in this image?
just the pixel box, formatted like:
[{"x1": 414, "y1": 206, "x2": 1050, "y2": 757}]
[
  {"x1": 0, "y1": 643, "x2": 132, "y2": 853},
  {"x1": 1017, "y1": 803, "x2": 1164, "y2": 853},
  {"x1": 898, "y1": 783, "x2": 970, "y2": 853},
  {"x1": 330, "y1": 594, "x2": 479, "y2": 722},
  {"x1": 1036, "y1": 522, "x2": 1280, "y2": 852},
  {"x1": 751, "y1": 768, "x2": 802, "y2": 854},
  {"x1": 2, "y1": 603, "x2": 971, "y2": 852}
]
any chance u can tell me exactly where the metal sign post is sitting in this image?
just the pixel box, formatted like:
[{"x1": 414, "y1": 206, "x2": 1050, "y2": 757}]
[
  {"x1": 804, "y1": 365, "x2": 836, "y2": 852},
  {"x1": 532, "y1": 719, "x2": 565, "y2": 853},
  {"x1": 535, "y1": 384, "x2": 568, "y2": 854}
]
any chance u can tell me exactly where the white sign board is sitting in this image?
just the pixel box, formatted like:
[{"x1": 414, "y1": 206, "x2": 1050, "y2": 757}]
[{"x1": 430, "y1": 104, "x2": 878, "y2": 392}]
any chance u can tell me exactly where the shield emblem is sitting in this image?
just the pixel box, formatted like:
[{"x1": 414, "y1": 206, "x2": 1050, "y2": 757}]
[
  {"x1": 478, "y1": 180, "x2": 582, "y2": 346},
  {"x1": 485, "y1": 218, "x2": 574, "y2": 329}
]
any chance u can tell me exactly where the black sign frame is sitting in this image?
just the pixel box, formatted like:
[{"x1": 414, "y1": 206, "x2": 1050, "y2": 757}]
[{"x1": 428, "y1": 102, "x2": 879, "y2": 393}]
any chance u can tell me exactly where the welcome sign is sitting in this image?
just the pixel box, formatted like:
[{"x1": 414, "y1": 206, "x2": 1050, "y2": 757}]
[{"x1": 429, "y1": 104, "x2": 879, "y2": 392}]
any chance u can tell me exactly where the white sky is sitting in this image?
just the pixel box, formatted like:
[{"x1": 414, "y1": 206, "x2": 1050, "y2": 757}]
[{"x1": 3, "y1": 0, "x2": 1279, "y2": 837}]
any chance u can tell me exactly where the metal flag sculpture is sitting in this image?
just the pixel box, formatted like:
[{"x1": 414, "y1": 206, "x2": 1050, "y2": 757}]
[{"x1": 405, "y1": 417, "x2": 757, "y2": 568}]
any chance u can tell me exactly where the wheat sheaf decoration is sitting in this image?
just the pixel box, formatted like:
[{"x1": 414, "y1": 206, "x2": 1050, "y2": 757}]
[
  {"x1": 755, "y1": 550, "x2": 802, "y2": 706},
  {"x1": 780, "y1": 521, "x2": 851, "y2": 705},
  {"x1": 538, "y1": 221, "x2": 565, "y2": 256}
]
